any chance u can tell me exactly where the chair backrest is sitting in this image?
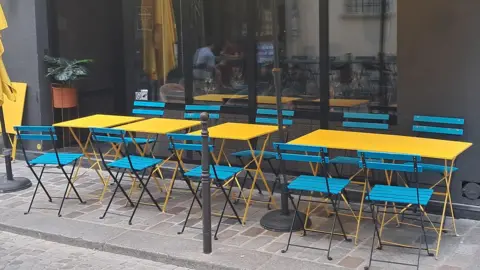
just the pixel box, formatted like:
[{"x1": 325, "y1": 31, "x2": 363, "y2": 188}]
[
  {"x1": 89, "y1": 128, "x2": 134, "y2": 170},
  {"x1": 412, "y1": 115, "x2": 464, "y2": 137},
  {"x1": 357, "y1": 151, "x2": 422, "y2": 173},
  {"x1": 256, "y1": 108, "x2": 294, "y2": 127},
  {"x1": 14, "y1": 126, "x2": 58, "y2": 165},
  {"x1": 132, "y1": 101, "x2": 165, "y2": 117},
  {"x1": 342, "y1": 112, "x2": 389, "y2": 130},
  {"x1": 167, "y1": 133, "x2": 213, "y2": 153},
  {"x1": 184, "y1": 105, "x2": 221, "y2": 120}
]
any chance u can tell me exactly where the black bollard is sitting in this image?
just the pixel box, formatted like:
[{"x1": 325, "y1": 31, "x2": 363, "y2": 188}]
[{"x1": 200, "y1": 112, "x2": 212, "y2": 254}]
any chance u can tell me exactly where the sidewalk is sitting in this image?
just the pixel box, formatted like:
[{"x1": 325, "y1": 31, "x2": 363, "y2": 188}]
[{"x1": 0, "y1": 160, "x2": 477, "y2": 270}]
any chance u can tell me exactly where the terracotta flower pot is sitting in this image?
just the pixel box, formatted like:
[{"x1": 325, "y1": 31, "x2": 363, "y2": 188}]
[{"x1": 52, "y1": 85, "x2": 77, "y2": 108}]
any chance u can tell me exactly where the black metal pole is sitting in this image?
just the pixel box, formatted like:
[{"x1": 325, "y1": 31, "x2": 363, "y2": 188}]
[
  {"x1": 260, "y1": 0, "x2": 310, "y2": 232},
  {"x1": 200, "y1": 112, "x2": 212, "y2": 254},
  {"x1": 378, "y1": 0, "x2": 387, "y2": 106},
  {"x1": 0, "y1": 106, "x2": 31, "y2": 192},
  {"x1": 0, "y1": 107, "x2": 13, "y2": 180},
  {"x1": 319, "y1": 0, "x2": 330, "y2": 129}
]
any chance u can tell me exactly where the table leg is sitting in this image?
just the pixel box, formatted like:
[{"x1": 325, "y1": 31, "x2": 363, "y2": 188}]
[{"x1": 241, "y1": 135, "x2": 277, "y2": 224}]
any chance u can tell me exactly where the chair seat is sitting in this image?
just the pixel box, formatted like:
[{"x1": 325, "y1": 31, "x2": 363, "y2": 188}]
[
  {"x1": 369, "y1": 185, "x2": 433, "y2": 205},
  {"x1": 288, "y1": 175, "x2": 350, "y2": 195},
  {"x1": 404, "y1": 162, "x2": 458, "y2": 173},
  {"x1": 31, "y1": 153, "x2": 83, "y2": 166},
  {"x1": 185, "y1": 165, "x2": 243, "y2": 181},
  {"x1": 124, "y1": 137, "x2": 156, "y2": 145},
  {"x1": 330, "y1": 156, "x2": 360, "y2": 165},
  {"x1": 108, "y1": 156, "x2": 163, "y2": 171},
  {"x1": 231, "y1": 150, "x2": 276, "y2": 159}
]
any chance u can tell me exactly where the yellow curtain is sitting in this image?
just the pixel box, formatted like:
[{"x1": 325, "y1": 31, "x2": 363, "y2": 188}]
[
  {"x1": 0, "y1": 4, "x2": 16, "y2": 106},
  {"x1": 141, "y1": 0, "x2": 177, "y2": 83}
]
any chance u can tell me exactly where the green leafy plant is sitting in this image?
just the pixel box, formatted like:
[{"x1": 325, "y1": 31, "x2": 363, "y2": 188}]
[{"x1": 44, "y1": 55, "x2": 93, "y2": 86}]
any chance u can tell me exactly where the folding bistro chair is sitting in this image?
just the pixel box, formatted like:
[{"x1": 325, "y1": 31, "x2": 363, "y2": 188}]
[
  {"x1": 184, "y1": 104, "x2": 221, "y2": 123},
  {"x1": 231, "y1": 108, "x2": 295, "y2": 209},
  {"x1": 90, "y1": 128, "x2": 163, "y2": 225},
  {"x1": 401, "y1": 115, "x2": 465, "y2": 234},
  {"x1": 329, "y1": 112, "x2": 389, "y2": 244},
  {"x1": 15, "y1": 126, "x2": 85, "y2": 217},
  {"x1": 331, "y1": 112, "x2": 390, "y2": 177},
  {"x1": 275, "y1": 143, "x2": 351, "y2": 260},
  {"x1": 168, "y1": 133, "x2": 242, "y2": 239},
  {"x1": 359, "y1": 151, "x2": 434, "y2": 270}
]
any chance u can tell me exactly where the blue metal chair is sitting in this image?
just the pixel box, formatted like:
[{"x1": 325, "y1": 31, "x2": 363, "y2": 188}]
[
  {"x1": 358, "y1": 151, "x2": 433, "y2": 270},
  {"x1": 231, "y1": 108, "x2": 295, "y2": 208},
  {"x1": 125, "y1": 101, "x2": 166, "y2": 147},
  {"x1": 331, "y1": 112, "x2": 390, "y2": 176},
  {"x1": 275, "y1": 143, "x2": 351, "y2": 260},
  {"x1": 408, "y1": 115, "x2": 464, "y2": 174},
  {"x1": 15, "y1": 126, "x2": 85, "y2": 217},
  {"x1": 184, "y1": 105, "x2": 221, "y2": 122},
  {"x1": 90, "y1": 127, "x2": 164, "y2": 225},
  {"x1": 168, "y1": 133, "x2": 242, "y2": 239}
]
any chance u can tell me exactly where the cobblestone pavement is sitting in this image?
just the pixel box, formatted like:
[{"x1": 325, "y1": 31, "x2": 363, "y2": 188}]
[
  {"x1": 0, "y1": 160, "x2": 477, "y2": 269},
  {"x1": 0, "y1": 231, "x2": 190, "y2": 270}
]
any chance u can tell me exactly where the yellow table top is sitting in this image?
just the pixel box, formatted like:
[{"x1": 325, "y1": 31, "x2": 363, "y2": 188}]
[
  {"x1": 289, "y1": 129, "x2": 472, "y2": 160},
  {"x1": 115, "y1": 118, "x2": 201, "y2": 134},
  {"x1": 189, "y1": 122, "x2": 278, "y2": 141},
  {"x1": 53, "y1": 114, "x2": 143, "y2": 129},
  {"x1": 194, "y1": 94, "x2": 248, "y2": 102},
  {"x1": 254, "y1": 96, "x2": 301, "y2": 104},
  {"x1": 308, "y1": 99, "x2": 370, "y2": 108}
]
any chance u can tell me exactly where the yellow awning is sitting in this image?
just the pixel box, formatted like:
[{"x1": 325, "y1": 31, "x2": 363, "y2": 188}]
[
  {"x1": 0, "y1": 4, "x2": 16, "y2": 106},
  {"x1": 141, "y1": 0, "x2": 177, "y2": 82}
]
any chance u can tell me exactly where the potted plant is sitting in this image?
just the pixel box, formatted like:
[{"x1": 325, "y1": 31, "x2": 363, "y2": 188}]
[{"x1": 44, "y1": 55, "x2": 93, "y2": 108}]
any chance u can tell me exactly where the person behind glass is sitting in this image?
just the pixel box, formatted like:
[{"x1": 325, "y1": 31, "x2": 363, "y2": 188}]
[{"x1": 193, "y1": 41, "x2": 222, "y2": 94}]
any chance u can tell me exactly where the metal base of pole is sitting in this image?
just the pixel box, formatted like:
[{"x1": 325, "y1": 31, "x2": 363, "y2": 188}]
[
  {"x1": 0, "y1": 173, "x2": 32, "y2": 193},
  {"x1": 260, "y1": 209, "x2": 311, "y2": 232}
]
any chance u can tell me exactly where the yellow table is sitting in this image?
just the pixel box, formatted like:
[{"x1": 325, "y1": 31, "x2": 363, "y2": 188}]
[
  {"x1": 54, "y1": 114, "x2": 144, "y2": 200},
  {"x1": 289, "y1": 129, "x2": 472, "y2": 256},
  {"x1": 190, "y1": 122, "x2": 279, "y2": 224},
  {"x1": 115, "y1": 118, "x2": 201, "y2": 212},
  {"x1": 302, "y1": 98, "x2": 369, "y2": 109},
  {"x1": 194, "y1": 94, "x2": 247, "y2": 103}
]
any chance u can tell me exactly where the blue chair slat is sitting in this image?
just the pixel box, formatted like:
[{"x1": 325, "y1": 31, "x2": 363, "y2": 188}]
[
  {"x1": 185, "y1": 105, "x2": 221, "y2": 112},
  {"x1": 343, "y1": 121, "x2": 389, "y2": 130},
  {"x1": 344, "y1": 112, "x2": 389, "y2": 121},
  {"x1": 169, "y1": 143, "x2": 213, "y2": 152},
  {"x1": 257, "y1": 108, "x2": 295, "y2": 117},
  {"x1": 414, "y1": 115, "x2": 464, "y2": 125},
  {"x1": 133, "y1": 101, "x2": 166, "y2": 108},
  {"x1": 132, "y1": 109, "x2": 165, "y2": 117},
  {"x1": 369, "y1": 185, "x2": 433, "y2": 205},
  {"x1": 273, "y1": 143, "x2": 327, "y2": 153},
  {"x1": 231, "y1": 150, "x2": 277, "y2": 159},
  {"x1": 358, "y1": 151, "x2": 422, "y2": 162},
  {"x1": 255, "y1": 117, "x2": 293, "y2": 126},
  {"x1": 17, "y1": 134, "x2": 57, "y2": 141},
  {"x1": 14, "y1": 126, "x2": 54, "y2": 132},
  {"x1": 30, "y1": 153, "x2": 83, "y2": 166},
  {"x1": 404, "y1": 162, "x2": 458, "y2": 173},
  {"x1": 185, "y1": 165, "x2": 243, "y2": 181},
  {"x1": 360, "y1": 160, "x2": 422, "y2": 173},
  {"x1": 167, "y1": 133, "x2": 204, "y2": 142},
  {"x1": 90, "y1": 127, "x2": 125, "y2": 135},
  {"x1": 184, "y1": 112, "x2": 220, "y2": 120},
  {"x1": 277, "y1": 153, "x2": 327, "y2": 163},
  {"x1": 288, "y1": 175, "x2": 350, "y2": 195},
  {"x1": 330, "y1": 156, "x2": 361, "y2": 165},
  {"x1": 92, "y1": 135, "x2": 124, "y2": 144},
  {"x1": 108, "y1": 156, "x2": 163, "y2": 171},
  {"x1": 412, "y1": 125, "x2": 463, "y2": 136},
  {"x1": 123, "y1": 137, "x2": 156, "y2": 144}
]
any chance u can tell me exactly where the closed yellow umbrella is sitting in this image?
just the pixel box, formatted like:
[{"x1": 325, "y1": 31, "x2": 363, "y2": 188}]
[
  {"x1": 141, "y1": 0, "x2": 177, "y2": 83},
  {"x1": 0, "y1": 4, "x2": 16, "y2": 106}
]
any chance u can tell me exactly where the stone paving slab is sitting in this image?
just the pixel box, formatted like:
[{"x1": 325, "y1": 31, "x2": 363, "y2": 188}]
[{"x1": 0, "y1": 161, "x2": 476, "y2": 269}]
